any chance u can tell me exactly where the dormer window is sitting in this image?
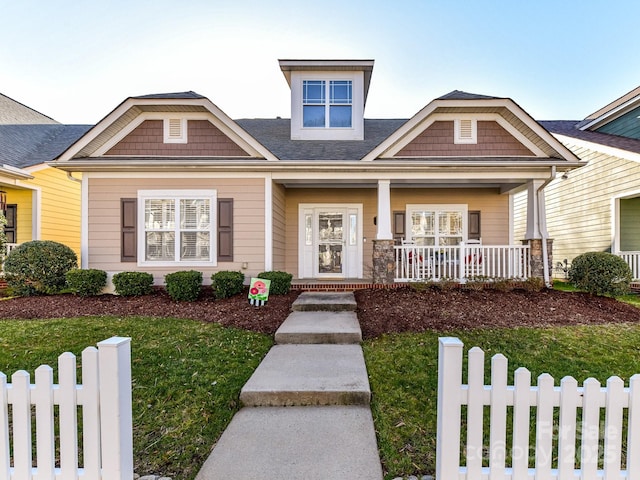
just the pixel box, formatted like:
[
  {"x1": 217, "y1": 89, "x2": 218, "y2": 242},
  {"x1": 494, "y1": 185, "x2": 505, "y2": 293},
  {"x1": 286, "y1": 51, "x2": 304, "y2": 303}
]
[{"x1": 303, "y1": 80, "x2": 353, "y2": 128}]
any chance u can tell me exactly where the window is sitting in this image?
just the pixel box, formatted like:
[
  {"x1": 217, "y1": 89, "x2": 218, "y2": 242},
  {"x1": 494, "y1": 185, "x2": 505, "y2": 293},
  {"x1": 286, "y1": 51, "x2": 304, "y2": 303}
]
[
  {"x1": 139, "y1": 190, "x2": 216, "y2": 264},
  {"x1": 303, "y1": 80, "x2": 352, "y2": 128},
  {"x1": 407, "y1": 205, "x2": 468, "y2": 246}
]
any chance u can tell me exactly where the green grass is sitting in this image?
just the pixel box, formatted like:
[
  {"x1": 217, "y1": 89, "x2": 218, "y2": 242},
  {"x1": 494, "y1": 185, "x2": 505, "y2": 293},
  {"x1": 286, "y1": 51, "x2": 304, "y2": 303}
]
[
  {"x1": 0, "y1": 316, "x2": 272, "y2": 480},
  {"x1": 364, "y1": 324, "x2": 640, "y2": 479}
]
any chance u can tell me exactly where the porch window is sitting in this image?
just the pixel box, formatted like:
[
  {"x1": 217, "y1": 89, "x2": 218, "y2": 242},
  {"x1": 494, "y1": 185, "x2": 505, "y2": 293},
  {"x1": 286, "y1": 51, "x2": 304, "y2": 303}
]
[
  {"x1": 303, "y1": 80, "x2": 352, "y2": 128},
  {"x1": 139, "y1": 190, "x2": 216, "y2": 264},
  {"x1": 407, "y1": 205, "x2": 467, "y2": 246}
]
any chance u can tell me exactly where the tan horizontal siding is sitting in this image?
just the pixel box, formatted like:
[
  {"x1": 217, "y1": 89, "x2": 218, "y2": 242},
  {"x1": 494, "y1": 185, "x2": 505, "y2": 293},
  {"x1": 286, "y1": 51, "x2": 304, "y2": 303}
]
[
  {"x1": 87, "y1": 176, "x2": 265, "y2": 283},
  {"x1": 272, "y1": 183, "x2": 286, "y2": 271}
]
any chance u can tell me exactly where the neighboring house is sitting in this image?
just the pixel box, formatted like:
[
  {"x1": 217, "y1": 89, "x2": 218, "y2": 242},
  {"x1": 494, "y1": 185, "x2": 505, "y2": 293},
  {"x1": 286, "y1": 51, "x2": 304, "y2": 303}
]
[
  {"x1": 51, "y1": 59, "x2": 583, "y2": 287},
  {"x1": 0, "y1": 93, "x2": 91, "y2": 259},
  {"x1": 513, "y1": 86, "x2": 640, "y2": 279}
]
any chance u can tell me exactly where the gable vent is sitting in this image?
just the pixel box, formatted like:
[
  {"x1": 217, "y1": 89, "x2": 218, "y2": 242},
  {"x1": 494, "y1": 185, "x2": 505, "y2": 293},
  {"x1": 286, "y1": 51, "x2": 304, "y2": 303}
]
[
  {"x1": 454, "y1": 118, "x2": 477, "y2": 144},
  {"x1": 164, "y1": 118, "x2": 188, "y2": 143}
]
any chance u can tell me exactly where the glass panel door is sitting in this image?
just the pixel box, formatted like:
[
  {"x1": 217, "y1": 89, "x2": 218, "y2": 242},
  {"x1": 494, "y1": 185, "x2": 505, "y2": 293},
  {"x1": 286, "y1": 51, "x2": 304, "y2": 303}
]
[{"x1": 317, "y1": 211, "x2": 344, "y2": 275}]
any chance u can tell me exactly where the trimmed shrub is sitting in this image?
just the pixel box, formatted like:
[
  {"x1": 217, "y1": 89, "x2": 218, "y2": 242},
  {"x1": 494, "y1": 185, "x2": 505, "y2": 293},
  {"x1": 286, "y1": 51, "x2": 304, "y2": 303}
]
[
  {"x1": 165, "y1": 270, "x2": 202, "y2": 301},
  {"x1": 66, "y1": 269, "x2": 107, "y2": 297},
  {"x1": 112, "y1": 271, "x2": 155, "y2": 296},
  {"x1": 257, "y1": 271, "x2": 293, "y2": 295},
  {"x1": 211, "y1": 271, "x2": 245, "y2": 299},
  {"x1": 4, "y1": 240, "x2": 78, "y2": 296},
  {"x1": 569, "y1": 251, "x2": 632, "y2": 297}
]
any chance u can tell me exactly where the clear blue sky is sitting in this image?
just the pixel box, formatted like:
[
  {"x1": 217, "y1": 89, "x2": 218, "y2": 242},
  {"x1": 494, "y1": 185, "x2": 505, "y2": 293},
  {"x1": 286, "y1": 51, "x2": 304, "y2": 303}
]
[{"x1": 2, "y1": 0, "x2": 639, "y2": 125}]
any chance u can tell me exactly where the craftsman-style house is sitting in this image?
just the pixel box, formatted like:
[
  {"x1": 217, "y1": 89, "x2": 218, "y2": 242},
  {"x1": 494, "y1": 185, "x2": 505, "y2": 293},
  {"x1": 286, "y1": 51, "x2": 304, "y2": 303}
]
[{"x1": 51, "y1": 60, "x2": 583, "y2": 287}]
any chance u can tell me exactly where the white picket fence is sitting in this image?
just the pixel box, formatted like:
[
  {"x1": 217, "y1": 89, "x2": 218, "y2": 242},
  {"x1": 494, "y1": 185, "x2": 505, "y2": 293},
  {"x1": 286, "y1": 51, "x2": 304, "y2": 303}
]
[
  {"x1": 437, "y1": 337, "x2": 640, "y2": 480},
  {"x1": 0, "y1": 336, "x2": 133, "y2": 480}
]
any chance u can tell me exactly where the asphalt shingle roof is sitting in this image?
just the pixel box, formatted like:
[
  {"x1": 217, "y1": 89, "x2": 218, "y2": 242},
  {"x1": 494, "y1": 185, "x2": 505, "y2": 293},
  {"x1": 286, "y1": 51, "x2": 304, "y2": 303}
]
[
  {"x1": 132, "y1": 91, "x2": 206, "y2": 100},
  {"x1": 541, "y1": 120, "x2": 640, "y2": 156},
  {"x1": 236, "y1": 118, "x2": 407, "y2": 160},
  {"x1": 0, "y1": 124, "x2": 92, "y2": 168}
]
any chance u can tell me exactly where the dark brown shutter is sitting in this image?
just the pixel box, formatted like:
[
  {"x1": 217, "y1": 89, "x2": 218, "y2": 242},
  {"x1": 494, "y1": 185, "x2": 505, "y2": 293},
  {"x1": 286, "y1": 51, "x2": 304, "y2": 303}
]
[
  {"x1": 121, "y1": 198, "x2": 137, "y2": 262},
  {"x1": 468, "y1": 210, "x2": 481, "y2": 240},
  {"x1": 4, "y1": 205, "x2": 16, "y2": 244},
  {"x1": 217, "y1": 198, "x2": 233, "y2": 262},
  {"x1": 393, "y1": 211, "x2": 405, "y2": 244}
]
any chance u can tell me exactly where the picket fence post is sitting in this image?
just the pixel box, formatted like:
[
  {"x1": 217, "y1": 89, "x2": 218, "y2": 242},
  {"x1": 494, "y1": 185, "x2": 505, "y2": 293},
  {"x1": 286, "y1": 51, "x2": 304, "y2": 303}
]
[
  {"x1": 98, "y1": 336, "x2": 134, "y2": 480},
  {"x1": 436, "y1": 337, "x2": 463, "y2": 480}
]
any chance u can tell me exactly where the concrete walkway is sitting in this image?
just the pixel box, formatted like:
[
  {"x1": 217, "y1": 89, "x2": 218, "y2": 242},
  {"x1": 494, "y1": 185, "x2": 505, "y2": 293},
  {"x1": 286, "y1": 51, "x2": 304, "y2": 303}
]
[{"x1": 195, "y1": 292, "x2": 383, "y2": 480}]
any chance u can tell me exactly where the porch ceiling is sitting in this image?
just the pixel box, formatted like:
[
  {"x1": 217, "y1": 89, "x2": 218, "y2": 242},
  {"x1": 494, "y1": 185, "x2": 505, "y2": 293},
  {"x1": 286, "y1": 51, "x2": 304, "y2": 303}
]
[{"x1": 275, "y1": 178, "x2": 525, "y2": 192}]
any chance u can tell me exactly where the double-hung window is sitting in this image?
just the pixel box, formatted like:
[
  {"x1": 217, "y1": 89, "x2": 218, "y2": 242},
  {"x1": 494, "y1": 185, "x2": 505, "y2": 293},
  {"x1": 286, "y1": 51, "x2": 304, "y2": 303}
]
[
  {"x1": 303, "y1": 80, "x2": 352, "y2": 128},
  {"x1": 407, "y1": 204, "x2": 467, "y2": 246},
  {"x1": 139, "y1": 190, "x2": 216, "y2": 264}
]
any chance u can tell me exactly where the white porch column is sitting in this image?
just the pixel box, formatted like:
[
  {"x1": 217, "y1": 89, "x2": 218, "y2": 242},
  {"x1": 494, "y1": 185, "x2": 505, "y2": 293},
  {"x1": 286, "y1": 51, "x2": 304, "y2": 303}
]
[
  {"x1": 524, "y1": 179, "x2": 549, "y2": 239},
  {"x1": 376, "y1": 180, "x2": 393, "y2": 240}
]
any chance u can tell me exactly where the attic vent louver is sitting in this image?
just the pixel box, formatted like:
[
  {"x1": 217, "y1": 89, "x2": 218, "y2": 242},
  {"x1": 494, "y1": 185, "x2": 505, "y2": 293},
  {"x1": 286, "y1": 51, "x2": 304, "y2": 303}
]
[
  {"x1": 164, "y1": 118, "x2": 187, "y2": 143},
  {"x1": 454, "y1": 118, "x2": 477, "y2": 144}
]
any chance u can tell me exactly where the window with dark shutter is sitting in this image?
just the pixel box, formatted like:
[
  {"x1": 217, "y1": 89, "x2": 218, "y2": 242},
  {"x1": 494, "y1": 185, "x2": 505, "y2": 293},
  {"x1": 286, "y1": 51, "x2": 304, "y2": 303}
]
[
  {"x1": 393, "y1": 211, "x2": 405, "y2": 244},
  {"x1": 217, "y1": 198, "x2": 233, "y2": 261},
  {"x1": 121, "y1": 198, "x2": 137, "y2": 262}
]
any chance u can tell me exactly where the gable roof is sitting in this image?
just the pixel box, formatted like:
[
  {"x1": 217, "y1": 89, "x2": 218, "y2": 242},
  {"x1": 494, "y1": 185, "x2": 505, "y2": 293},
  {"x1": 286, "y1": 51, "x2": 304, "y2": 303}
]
[
  {"x1": 542, "y1": 120, "x2": 640, "y2": 157},
  {"x1": 0, "y1": 124, "x2": 92, "y2": 168},
  {"x1": 362, "y1": 91, "x2": 580, "y2": 162},
  {"x1": 0, "y1": 93, "x2": 59, "y2": 125},
  {"x1": 57, "y1": 92, "x2": 278, "y2": 162},
  {"x1": 579, "y1": 85, "x2": 640, "y2": 131}
]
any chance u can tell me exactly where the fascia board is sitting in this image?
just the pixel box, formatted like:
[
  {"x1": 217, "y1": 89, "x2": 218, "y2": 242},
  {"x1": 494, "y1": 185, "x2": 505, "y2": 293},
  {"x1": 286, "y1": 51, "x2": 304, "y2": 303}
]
[{"x1": 0, "y1": 163, "x2": 34, "y2": 180}]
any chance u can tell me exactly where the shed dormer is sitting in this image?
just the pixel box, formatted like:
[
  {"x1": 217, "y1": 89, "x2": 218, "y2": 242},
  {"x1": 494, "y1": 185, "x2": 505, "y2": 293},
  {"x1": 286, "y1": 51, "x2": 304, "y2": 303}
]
[{"x1": 279, "y1": 59, "x2": 374, "y2": 141}]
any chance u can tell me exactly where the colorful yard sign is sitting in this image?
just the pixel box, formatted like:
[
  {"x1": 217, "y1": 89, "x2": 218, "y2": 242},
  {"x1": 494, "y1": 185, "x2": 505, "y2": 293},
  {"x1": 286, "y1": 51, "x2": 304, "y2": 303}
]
[{"x1": 248, "y1": 277, "x2": 271, "y2": 306}]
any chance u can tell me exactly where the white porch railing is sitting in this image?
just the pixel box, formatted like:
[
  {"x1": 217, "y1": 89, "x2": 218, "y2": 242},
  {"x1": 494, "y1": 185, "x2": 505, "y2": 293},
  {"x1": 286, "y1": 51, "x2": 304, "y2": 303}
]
[
  {"x1": 394, "y1": 243, "x2": 530, "y2": 282},
  {"x1": 437, "y1": 337, "x2": 640, "y2": 480},
  {"x1": 618, "y1": 251, "x2": 640, "y2": 281},
  {"x1": 0, "y1": 337, "x2": 133, "y2": 480}
]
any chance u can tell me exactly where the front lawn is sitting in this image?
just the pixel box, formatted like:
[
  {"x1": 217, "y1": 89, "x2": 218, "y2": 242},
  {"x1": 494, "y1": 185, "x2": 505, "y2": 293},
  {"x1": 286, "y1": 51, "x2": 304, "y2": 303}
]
[
  {"x1": 0, "y1": 316, "x2": 272, "y2": 480},
  {"x1": 364, "y1": 324, "x2": 640, "y2": 479}
]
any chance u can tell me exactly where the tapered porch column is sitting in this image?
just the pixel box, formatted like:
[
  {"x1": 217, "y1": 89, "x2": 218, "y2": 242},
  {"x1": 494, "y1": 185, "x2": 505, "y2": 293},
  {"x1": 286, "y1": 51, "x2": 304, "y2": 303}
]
[{"x1": 373, "y1": 180, "x2": 394, "y2": 284}]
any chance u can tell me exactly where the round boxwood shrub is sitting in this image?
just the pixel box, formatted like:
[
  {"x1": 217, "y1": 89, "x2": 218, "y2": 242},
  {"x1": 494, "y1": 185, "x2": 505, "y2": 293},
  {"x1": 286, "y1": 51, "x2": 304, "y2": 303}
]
[
  {"x1": 4, "y1": 240, "x2": 78, "y2": 296},
  {"x1": 568, "y1": 251, "x2": 632, "y2": 297},
  {"x1": 257, "y1": 271, "x2": 293, "y2": 295},
  {"x1": 211, "y1": 271, "x2": 245, "y2": 299},
  {"x1": 66, "y1": 268, "x2": 107, "y2": 297},
  {"x1": 112, "y1": 271, "x2": 155, "y2": 296},
  {"x1": 165, "y1": 270, "x2": 202, "y2": 301}
]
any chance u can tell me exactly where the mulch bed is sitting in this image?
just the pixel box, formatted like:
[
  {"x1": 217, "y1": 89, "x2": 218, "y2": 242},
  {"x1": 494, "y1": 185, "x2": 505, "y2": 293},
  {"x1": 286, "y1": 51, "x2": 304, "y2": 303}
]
[
  {"x1": 355, "y1": 287, "x2": 640, "y2": 339},
  {"x1": 1, "y1": 287, "x2": 640, "y2": 339}
]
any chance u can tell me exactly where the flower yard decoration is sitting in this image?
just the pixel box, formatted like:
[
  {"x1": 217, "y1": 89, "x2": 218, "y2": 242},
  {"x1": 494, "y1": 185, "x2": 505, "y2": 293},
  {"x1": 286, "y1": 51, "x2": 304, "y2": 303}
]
[{"x1": 248, "y1": 277, "x2": 271, "y2": 306}]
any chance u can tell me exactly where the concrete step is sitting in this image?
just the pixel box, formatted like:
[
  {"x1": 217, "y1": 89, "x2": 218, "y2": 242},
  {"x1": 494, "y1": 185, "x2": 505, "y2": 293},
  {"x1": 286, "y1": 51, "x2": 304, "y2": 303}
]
[
  {"x1": 275, "y1": 311, "x2": 362, "y2": 344},
  {"x1": 195, "y1": 406, "x2": 383, "y2": 480},
  {"x1": 291, "y1": 292, "x2": 357, "y2": 312},
  {"x1": 239, "y1": 344, "x2": 371, "y2": 406}
]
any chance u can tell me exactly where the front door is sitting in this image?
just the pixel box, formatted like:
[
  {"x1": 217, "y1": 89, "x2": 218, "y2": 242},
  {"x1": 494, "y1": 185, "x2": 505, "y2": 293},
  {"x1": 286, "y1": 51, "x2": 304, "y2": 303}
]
[{"x1": 299, "y1": 204, "x2": 363, "y2": 279}]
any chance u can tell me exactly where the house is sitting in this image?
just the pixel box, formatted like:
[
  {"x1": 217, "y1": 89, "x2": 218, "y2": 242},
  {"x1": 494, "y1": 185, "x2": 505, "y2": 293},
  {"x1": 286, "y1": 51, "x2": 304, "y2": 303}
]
[
  {"x1": 51, "y1": 59, "x2": 584, "y2": 288},
  {"x1": 0, "y1": 93, "x2": 91, "y2": 259},
  {"x1": 513, "y1": 86, "x2": 640, "y2": 280}
]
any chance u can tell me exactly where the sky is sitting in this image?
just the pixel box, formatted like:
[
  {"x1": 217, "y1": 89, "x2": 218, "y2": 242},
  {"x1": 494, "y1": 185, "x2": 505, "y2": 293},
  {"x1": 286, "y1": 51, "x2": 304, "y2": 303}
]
[{"x1": 1, "y1": 0, "x2": 639, "y2": 125}]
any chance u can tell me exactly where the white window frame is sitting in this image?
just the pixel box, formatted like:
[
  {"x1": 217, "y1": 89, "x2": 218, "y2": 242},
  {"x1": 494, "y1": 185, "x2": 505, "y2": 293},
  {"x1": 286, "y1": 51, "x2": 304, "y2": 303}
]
[
  {"x1": 454, "y1": 118, "x2": 477, "y2": 144},
  {"x1": 406, "y1": 204, "x2": 468, "y2": 246},
  {"x1": 302, "y1": 79, "x2": 353, "y2": 129},
  {"x1": 137, "y1": 189, "x2": 217, "y2": 267},
  {"x1": 289, "y1": 71, "x2": 365, "y2": 141},
  {"x1": 163, "y1": 118, "x2": 188, "y2": 143}
]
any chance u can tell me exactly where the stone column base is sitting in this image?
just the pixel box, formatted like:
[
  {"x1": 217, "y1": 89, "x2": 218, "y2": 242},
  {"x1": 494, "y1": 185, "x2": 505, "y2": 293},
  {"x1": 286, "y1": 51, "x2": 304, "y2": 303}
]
[
  {"x1": 523, "y1": 238, "x2": 553, "y2": 281},
  {"x1": 372, "y1": 239, "x2": 395, "y2": 284}
]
